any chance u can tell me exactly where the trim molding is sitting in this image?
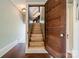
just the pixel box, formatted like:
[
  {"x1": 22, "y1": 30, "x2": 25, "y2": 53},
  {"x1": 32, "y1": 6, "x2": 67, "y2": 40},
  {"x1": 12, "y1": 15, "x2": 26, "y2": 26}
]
[{"x1": 0, "y1": 40, "x2": 18, "y2": 57}]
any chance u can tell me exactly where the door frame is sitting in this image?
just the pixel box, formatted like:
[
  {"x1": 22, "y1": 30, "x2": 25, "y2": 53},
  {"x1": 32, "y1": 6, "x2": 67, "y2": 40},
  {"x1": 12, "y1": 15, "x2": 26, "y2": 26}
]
[
  {"x1": 28, "y1": 5, "x2": 45, "y2": 47},
  {"x1": 66, "y1": 0, "x2": 74, "y2": 57},
  {"x1": 25, "y1": 2, "x2": 47, "y2": 53}
]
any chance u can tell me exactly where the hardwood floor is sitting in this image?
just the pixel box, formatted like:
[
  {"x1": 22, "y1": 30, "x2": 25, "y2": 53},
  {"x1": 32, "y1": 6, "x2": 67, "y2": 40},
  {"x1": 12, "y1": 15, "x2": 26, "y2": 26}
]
[{"x1": 2, "y1": 43, "x2": 50, "y2": 58}]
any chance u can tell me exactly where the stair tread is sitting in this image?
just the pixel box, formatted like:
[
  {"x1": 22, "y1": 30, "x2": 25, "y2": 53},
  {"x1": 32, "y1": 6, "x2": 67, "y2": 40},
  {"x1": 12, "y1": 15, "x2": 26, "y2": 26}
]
[
  {"x1": 30, "y1": 42, "x2": 44, "y2": 46},
  {"x1": 31, "y1": 38, "x2": 43, "y2": 42},
  {"x1": 30, "y1": 45, "x2": 44, "y2": 47},
  {"x1": 32, "y1": 32, "x2": 41, "y2": 33},
  {"x1": 29, "y1": 46, "x2": 45, "y2": 49},
  {"x1": 32, "y1": 31, "x2": 41, "y2": 34},
  {"x1": 33, "y1": 23, "x2": 40, "y2": 25},
  {"x1": 31, "y1": 36, "x2": 43, "y2": 38},
  {"x1": 31, "y1": 37, "x2": 43, "y2": 39},
  {"x1": 30, "y1": 42, "x2": 44, "y2": 43},
  {"x1": 33, "y1": 29, "x2": 40, "y2": 31},
  {"x1": 31, "y1": 34, "x2": 42, "y2": 36}
]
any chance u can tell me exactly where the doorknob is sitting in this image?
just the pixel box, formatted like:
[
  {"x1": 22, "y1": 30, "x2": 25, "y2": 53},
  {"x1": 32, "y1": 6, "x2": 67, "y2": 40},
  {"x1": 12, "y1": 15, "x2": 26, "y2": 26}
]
[{"x1": 60, "y1": 33, "x2": 64, "y2": 37}]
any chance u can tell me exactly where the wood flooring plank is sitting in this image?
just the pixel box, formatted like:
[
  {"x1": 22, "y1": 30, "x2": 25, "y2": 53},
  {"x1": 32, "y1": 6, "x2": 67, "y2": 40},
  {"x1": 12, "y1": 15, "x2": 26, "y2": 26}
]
[{"x1": 2, "y1": 43, "x2": 50, "y2": 58}]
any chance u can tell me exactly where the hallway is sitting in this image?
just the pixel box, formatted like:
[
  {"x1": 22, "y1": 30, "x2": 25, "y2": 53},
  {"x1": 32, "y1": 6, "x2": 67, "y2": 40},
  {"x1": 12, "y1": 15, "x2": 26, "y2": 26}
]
[{"x1": 0, "y1": 0, "x2": 78, "y2": 58}]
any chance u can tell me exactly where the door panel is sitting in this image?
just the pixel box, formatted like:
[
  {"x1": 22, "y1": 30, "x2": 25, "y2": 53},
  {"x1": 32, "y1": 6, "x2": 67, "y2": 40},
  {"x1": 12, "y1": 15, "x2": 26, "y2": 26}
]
[{"x1": 45, "y1": 0, "x2": 66, "y2": 58}]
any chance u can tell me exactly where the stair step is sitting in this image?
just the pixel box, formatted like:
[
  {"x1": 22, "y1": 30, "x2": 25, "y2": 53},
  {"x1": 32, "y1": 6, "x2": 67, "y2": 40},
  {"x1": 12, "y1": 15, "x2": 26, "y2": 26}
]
[
  {"x1": 31, "y1": 34, "x2": 42, "y2": 37},
  {"x1": 33, "y1": 27, "x2": 41, "y2": 29},
  {"x1": 30, "y1": 42, "x2": 44, "y2": 47},
  {"x1": 32, "y1": 31, "x2": 41, "y2": 33},
  {"x1": 29, "y1": 46, "x2": 45, "y2": 49},
  {"x1": 33, "y1": 29, "x2": 40, "y2": 31},
  {"x1": 33, "y1": 23, "x2": 40, "y2": 28},
  {"x1": 31, "y1": 37, "x2": 43, "y2": 42},
  {"x1": 32, "y1": 30, "x2": 41, "y2": 32},
  {"x1": 31, "y1": 36, "x2": 43, "y2": 39},
  {"x1": 33, "y1": 23, "x2": 40, "y2": 25},
  {"x1": 33, "y1": 24, "x2": 40, "y2": 26}
]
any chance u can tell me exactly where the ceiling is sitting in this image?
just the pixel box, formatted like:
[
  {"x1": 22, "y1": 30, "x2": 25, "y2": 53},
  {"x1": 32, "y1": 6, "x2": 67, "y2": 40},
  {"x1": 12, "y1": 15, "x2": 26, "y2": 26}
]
[
  {"x1": 9, "y1": 0, "x2": 47, "y2": 22},
  {"x1": 10, "y1": 0, "x2": 47, "y2": 9},
  {"x1": 9, "y1": 0, "x2": 47, "y2": 10}
]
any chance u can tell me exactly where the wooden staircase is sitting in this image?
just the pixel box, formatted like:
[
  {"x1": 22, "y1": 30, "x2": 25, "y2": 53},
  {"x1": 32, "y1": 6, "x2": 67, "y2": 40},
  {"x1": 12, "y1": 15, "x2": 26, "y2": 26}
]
[{"x1": 29, "y1": 23, "x2": 44, "y2": 49}]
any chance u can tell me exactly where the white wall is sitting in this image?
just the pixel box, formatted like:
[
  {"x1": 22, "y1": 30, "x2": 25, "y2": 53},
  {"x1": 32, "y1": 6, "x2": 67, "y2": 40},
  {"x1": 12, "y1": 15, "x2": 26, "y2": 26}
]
[
  {"x1": 0, "y1": 0, "x2": 25, "y2": 50},
  {"x1": 40, "y1": 7, "x2": 45, "y2": 23},
  {"x1": 67, "y1": 0, "x2": 79, "y2": 57},
  {"x1": 73, "y1": 0, "x2": 79, "y2": 57}
]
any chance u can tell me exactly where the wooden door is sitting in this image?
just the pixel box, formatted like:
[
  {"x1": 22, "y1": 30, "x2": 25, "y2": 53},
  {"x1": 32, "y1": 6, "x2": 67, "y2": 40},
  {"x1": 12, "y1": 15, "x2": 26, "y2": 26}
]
[{"x1": 45, "y1": 0, "x2": 66, "y2": 58}]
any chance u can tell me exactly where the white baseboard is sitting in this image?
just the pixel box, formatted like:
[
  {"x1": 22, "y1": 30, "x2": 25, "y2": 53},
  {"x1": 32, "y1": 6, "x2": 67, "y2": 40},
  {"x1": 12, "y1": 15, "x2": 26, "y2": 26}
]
[{"x1": 0, "y1": 40, "x2": 18, "y2": 57}]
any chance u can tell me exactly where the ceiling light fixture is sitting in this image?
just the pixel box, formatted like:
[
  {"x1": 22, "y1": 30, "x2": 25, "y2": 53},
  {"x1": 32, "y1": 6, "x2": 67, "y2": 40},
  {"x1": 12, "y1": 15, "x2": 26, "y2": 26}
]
[{"x1": 22, "y1": 8, "x2": 26, "y2": 13}]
